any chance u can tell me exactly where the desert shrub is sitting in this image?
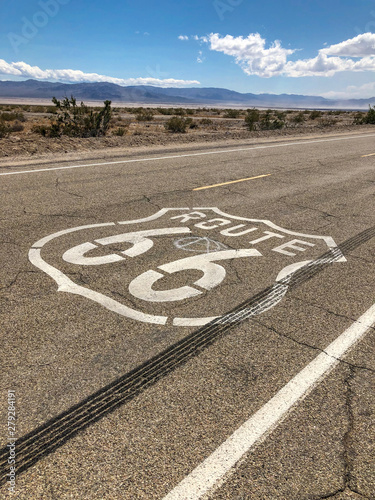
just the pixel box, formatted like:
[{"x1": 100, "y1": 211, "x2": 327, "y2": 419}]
[
  {"x1": 157, "y1": 108, "x2": 174, "y2": 115},
  {"x1": 0, "y1": 122, "x2": 10, "y2": 138},
  {"x1": 45, "y1": 106, "x2": 57, "y2": 114},
  {"x1": 223, "y1": 109, "x2": 240, "y2": 118},
  {"x1": 48, "y1": 96, "x2": 112, "y2": 137},
  {"x1": 0, "y1": 111, "x2": 25, "y2": 122},
  {"x1": 291, "y1": 112, "x2": 305, "y2": 125},
  {"x1": 200, "y1": 118, "x2": 213, "y2": 126},
  {"x1": 244, "y1": 109, "x2": 260, "y2": 131},
  {"x1": 187, "y1": 118, "x2": 198, "y2": 129},
  {"x1": 135, "y1": 109, "x2": 154, "y2": 121},
  {"x1": 114, "y1": 127, "x2": 126, "y2": 136},
  {"x1": 164, "y1": 116, "x2": 190, "y2": 133},
  {"x1": 319, "y1": 117, "x2": 337, "y2": 127},
  {"x1": 9, "y1": 122, "x2": 24, "y2": 132},
  {"x1": 309, "y1": 110, "x2": 322, "y2": 120},
  {"x1": 259, "y1": 110, "x2": 285, "y2": 130},
  {"x1": 186, "y1": 109, "x2": 195, "y2": 115},
  {"x1": 275, "y1": 111, "x2": 286, "y2": 120},
  {"x1": 353, "y1": 112, "x2": 365, "y2": 125},
  {"x1": 31, "y1": 124, "x2": 49, "y2": 136},
  {"x1": 32, "y1": 106, "x2": 46, "y2": 113},
  {"x1": 363, "y1": 105, "x2": 375, "y2": 124},
  {"x1": 270, "y1": 119, "x2": 285, "y2": 129},
  {"x1": 174, "y1": 108, "x2": 186, "y2": 116}
]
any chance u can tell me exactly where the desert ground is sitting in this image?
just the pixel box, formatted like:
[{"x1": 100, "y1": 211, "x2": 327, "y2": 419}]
[{"x1": 0, "y1": 101, "x2": 373, "y2": 160}]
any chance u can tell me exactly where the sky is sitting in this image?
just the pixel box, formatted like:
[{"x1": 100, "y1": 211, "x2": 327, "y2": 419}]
[{"x1": 1, "y1": 0, "x2": 375, "y2": 98}]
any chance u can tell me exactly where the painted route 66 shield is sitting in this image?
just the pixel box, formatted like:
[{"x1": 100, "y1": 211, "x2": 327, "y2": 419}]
[{"x1": 29, "y1": 208, "x2": 346, "y2": 327}]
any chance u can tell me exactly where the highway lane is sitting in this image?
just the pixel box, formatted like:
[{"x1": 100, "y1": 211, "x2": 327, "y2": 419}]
[{"x1": 1, "y1": 131, "x2": 375, "y2": 499}]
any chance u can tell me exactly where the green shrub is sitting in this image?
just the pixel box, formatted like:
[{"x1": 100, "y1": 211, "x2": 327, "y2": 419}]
[
  {"x1": 309, "y1": 110, "x2": 322, "y2": 120},
  {"x1": 291, "y1": 112, "x2": 305, "y2": 124},
  {"x1": 45, "y1": 106, "x2": 57, "y2": 114},
  {"x1": 363, "y1": 105, "x2": 375, "y2": 124},
  {"x1": 271, "y1": 119, "x2": 285, "y2": 129},
  {"x1": 353, "y1": 112, "x2": 364, "y2": 125},
  {"x1": 157, "y1": 108, "x2": 174, "y2": 115},
  {"x1": 200, "y1": 118, "x2": 213, "y2": 126},
  {"x1": 31, "y1": 124, "x2": 48, "y2": 136},
  {"x1": 223, "y1": 109, "x2": 241, "y2": 118},
  {"x1": 9, "y1": 122, "x2": 24, "y2": 132},
  {"x1": 164, "y1": 116, "x2": 190, "y2": 133},
  {"x1": 0, "y1": 122, "x2": 10, "y2": 138},
  {"x1": 244, "y1": 109, "x2": 260, "y2": 131},
  {"x1": 259, "y1": 110, "x2": 285, "y2": 130},
  {"x1": 319, "y1": 117, "x2": 337, "y2": 127},
  {"x1": 173, "y1": 108, "x2": 186, "y2": 116},
  {"x1": 48, "y1": 96, "x2": 112, "y2": 137},
  {"x1": 114, "y1": 127, "x2": 126, "y2": 136},
  {"x1": 187, "y1": 118, "x2": 198, "y2": 129},
  {"x1": 135, "y1": 109, "x2": 154, "y2": 121},
  {"x1": 32, "y1": 106, "x2": 46, "y2": 113},
  {"x1": 275, "y1": 111, "x2": 286, "y2": 120},
  {"x1": 0, "y1": 111, "x2": 25, "y2": 122}
]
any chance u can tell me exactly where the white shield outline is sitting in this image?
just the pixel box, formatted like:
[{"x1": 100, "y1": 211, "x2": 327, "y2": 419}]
[{"x1": 28, "y1": 207, "x2": 346, "y2": 326}]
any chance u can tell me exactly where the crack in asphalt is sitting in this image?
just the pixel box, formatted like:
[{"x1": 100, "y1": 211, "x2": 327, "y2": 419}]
[
  {"x1": 55, "y1": 176, "x2": 84, "y2": 199},
  {"x1": 253, "y1": 317, "x2": 375, "y2": 375},
  {"x1": 0, "y1": 270, "x2": 38, "y2": 292},
  {"x1": 349, "y1": 255, "x2": 375, "y2": 266},
  {"x1": 311, "y1": 371, "x2": 370, "y2": 500},
  {"x1": 65, "y1": 271, "x2": 90, "y2": 286},
  {"x1": 305, "y1": 368, "x2": 371, "y2": 500},
  {"x1": 282, "y1": 199, "x2": 339, "y2": 220},
  {"x1": 290, "y1": 295, "x2": 360, "y2": 325},
  {"x1": 22, "y1": 207, "x2": 85, "y2": 218},
  {"x1": 343, "y1": 367, "x2": 356, "y2": 495},
  {"x1": 142, "y1": 194, "x2": 162, "y2": 211},
  {"x1": 313, "y1": 487, "x2": 370, "y2": 499}
]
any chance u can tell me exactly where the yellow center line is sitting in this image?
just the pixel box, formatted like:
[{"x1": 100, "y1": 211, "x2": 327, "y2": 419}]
[
  {"x1": 361, "y1": 153, "x2": 375, "y2": 157},
  {"x1": 193, "y1": 173, "x2": 272, "y2": 191}
]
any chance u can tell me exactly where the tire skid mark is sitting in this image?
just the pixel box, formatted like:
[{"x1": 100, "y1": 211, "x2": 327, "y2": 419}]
[{"x1": 1, "y1": 225, "x2": 375, "y2": 486}]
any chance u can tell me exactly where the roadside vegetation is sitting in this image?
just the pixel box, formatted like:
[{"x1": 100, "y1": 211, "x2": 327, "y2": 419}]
[{"x1": 0, "y1": 97, "x2": 374, "y2": 157}]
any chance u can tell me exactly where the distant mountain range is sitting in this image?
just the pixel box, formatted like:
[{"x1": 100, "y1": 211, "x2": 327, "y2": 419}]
[{"x1": 0, "y1": 79, "x2": 374, "y2": 109}]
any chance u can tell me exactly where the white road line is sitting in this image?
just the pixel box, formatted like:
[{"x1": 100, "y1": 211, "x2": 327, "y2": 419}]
[
  {"x1": 163, "y1": 302, "x2": 375, "y2": 500},
  {"x1": 1, "y1": 133, "x2": 375, "y2": 177}
]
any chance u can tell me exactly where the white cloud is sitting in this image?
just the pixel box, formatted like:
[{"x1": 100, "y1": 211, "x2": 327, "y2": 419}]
[
  {"x1": 0, "y1": 59, "x2": 200, "y2": 87},
  {"x1": 202, "y1": 32, "x2": 375, "y2": 78},
  {"x1": 320, "y1": 33, "x2": 375, "y2": 57},
  {"x1": 205, "y1": 33, "x2": 295, "y2": 77},
  {"x1": 197, "y1": 50, "x2": 205, "y2": 63},
  {"x1": 321, "y1": 81, "x2": 375, "y2": 100},
  {"x1": 284, "y1": 53, "x2": 375, "y2": 77},
  {"x1": 178, "y1": 35, "x2": 189, "y2": 41}
]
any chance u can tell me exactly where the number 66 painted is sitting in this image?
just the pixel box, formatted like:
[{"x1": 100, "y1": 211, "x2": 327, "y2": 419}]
[{"x1": 128, "y1": 249, "x2": 262, "y2": 303}]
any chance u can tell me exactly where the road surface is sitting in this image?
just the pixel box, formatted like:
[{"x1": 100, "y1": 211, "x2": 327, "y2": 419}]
[{"x1": 1, "y1": 131, "x2": 375, "y2": 499}]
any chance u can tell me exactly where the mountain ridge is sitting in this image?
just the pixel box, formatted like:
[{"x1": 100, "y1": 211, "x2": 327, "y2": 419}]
[{"x1": 0, "y1": 79, "x2": 373, "y2": 109}]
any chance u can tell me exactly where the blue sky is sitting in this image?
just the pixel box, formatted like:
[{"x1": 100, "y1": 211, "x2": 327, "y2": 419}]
[{"x1": 1, "y1": 0, "x2": 375, "y2": 98}]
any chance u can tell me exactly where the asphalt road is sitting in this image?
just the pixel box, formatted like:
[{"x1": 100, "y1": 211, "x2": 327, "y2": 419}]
[{"x1": 1, "y1": 130, "x2": 375, "y2": 499}]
